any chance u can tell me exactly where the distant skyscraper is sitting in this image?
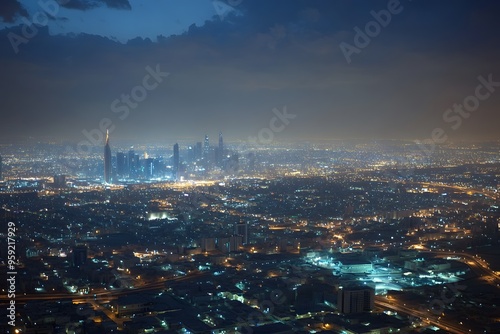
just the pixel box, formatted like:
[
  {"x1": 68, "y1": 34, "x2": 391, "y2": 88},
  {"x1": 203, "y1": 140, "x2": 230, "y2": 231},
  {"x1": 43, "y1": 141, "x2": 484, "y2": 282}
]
[
  {"x1": 116, "y1": 152, "x2": 127, "y2": 177},
  {"x1": 219, "y1": 131, "x2": 224, "y2": 155},
  {"x1": 204, "y1": 134, "x2": 210, "y2": 159},
  {"x1": 134, "y1": 153, "x2": 140, "y2": 176},
  {"x1": 0, "y1": 154, "x2": 2, "y2": 181},
  {"x1": 128, "y1": 148, "x2": 135, "y2": 177},
  {"x1": 195, "y1": 142, "x2": 202, "y2": 161},
  {"x1": 187, "y1": 145, "x2": 195, "y2": 163},
  {"x1": 218, "y1": 131, "x2": 224, "y2": 167},
  {"x1": 226, "y1": 153, "x2": 239, "y2": 173},
  {"x1": 104, "y1": 130, "x2": 112, "y2": 184},
  {"x1": 173, "y1": 143, "x2": 180, "y2": 177},
  {"x1": 144, "y1": 158, "x2": 154, "y2": 179}
]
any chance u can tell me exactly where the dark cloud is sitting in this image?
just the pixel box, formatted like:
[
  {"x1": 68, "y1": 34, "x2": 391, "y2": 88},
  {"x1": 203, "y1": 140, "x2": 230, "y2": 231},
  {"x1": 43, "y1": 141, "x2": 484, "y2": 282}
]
[
  {"x1": 59, "y1": 0, "x2": 131, "y2": 11},
  {"x1": 101, "y1": 0, "x2": 131, "y2": 10},
  {"x1": 59, "y1": 0, "x2": 99, "y2": 11},
  {"x1": 0, "y1": 0, "x2": 499, "y2": 142},
  {"x1": 0, "y1": 0, "x2": 28, "y2": 23}
]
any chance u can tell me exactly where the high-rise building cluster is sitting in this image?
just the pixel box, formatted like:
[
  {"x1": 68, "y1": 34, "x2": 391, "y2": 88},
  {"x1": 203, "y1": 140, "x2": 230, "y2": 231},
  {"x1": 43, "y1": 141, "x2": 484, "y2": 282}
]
[{"x1": 105, "y1": 131, "x2": 233, "y2": 183}]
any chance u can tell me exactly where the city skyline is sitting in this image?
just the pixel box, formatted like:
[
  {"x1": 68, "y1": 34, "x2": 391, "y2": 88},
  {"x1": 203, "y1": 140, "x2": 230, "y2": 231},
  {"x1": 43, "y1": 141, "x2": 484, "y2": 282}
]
[
  {"x1": 103, "y1": 130, "x2": 233, "y2": 183},
  {"x1": 1, "y1": 138, "x2": 499, "y2": 333},
  {"x1": 1, "y1": 129, "x2": 500, "y2": 333},
  {"x1": 1, "y1": 1, "x2": 500, "y2": 333}
]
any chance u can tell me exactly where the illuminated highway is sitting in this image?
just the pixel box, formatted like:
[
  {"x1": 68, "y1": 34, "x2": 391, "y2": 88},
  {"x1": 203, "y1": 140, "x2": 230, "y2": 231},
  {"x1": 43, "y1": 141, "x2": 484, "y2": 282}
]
[
  {"x1": 375, "y1": 296, "x2": 469, "y2": 334},
  {"x1": 431, "y1": 250, "x2": 500, "y2": 283},
  {"x1": 0, "y1": 271, "x2": 207, "y2": 303},
  {"x1": 0, "y1": 271, "x2": 207, "y2": 329},
  {"x1": 374, "y1": 249, "x2": 500, "y2": 334},
  {"x1": 409, "y1": 181, "x2": 499, "y2": 201}
]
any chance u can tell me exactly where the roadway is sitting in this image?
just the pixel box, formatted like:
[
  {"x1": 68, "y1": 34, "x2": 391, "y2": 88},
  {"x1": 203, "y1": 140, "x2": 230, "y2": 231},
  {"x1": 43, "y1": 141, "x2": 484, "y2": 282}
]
[
  {"x1": 374, "y1": 249, "x2": 500, "y2": 334},
  {"x1": 0, "y1": 271, "x2": 207, "y2": 329},
  {"x1": 0, "y1": 271, "x2": 207, "y2": 303},
  {"x1": 430, "y1": 250, "x2": 500, "y2": 283},
  {"x1": 407, "y1": 181, "x2": 499, "y2": 201},
  {"x1": 375, "y1": 296, "x2": 469, "y2": 334}
]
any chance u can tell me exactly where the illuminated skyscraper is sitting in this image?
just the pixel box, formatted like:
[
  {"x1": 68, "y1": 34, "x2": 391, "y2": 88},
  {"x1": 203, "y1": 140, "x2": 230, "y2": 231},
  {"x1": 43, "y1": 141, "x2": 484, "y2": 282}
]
[
  {"x1": 173, "y1": 143, "x2": 180, "y2": 178},
  {"x1": 218, "y1": 131, "x2": 224, "y2": 167},
  {"x1": 128, "y1": 147, "x2": 135, "y2": 177},
  {"x1": 116, "y1": 152, "x2": 127, "y2": 177},
  {"x1": 187, "y1": 145, "x2": 195, "y2": 163},
  {"x1": 195, "y1": 142, "x2": 202, "y2": 161},
  {"x1": 104, "y1": 129, "x2": 112, "y2": 184},
  {"x1": 144, "y1": 157, "x2": 154, "y2": 179},
  {"x1": 218, "y1": 131, "x2": 224, "y2": 155},
  {"x1": 204, "y1": 134, "x2": 210, "y2": 159},
  {"x1": 0, "y1": 154, "x2": 2, "y2": 180}
]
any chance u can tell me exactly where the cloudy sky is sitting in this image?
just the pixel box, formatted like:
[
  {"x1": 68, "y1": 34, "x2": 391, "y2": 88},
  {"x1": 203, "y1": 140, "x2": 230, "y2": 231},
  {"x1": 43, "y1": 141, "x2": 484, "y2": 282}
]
[{"x1": 0, "y1": 0, "x2": 499, "y2": 144}]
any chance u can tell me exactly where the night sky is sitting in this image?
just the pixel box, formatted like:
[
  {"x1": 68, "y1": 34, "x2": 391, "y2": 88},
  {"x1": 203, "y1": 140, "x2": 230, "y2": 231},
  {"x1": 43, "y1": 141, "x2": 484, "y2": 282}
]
[{"x1": 1, "y1": 0, "x2": 499, "y2": 144}]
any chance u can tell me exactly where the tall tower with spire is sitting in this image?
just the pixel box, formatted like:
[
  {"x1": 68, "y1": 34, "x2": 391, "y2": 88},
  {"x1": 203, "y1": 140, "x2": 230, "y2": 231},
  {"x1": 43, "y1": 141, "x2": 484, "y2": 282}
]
[{"x1": 104, "y1": 129, "x2": 112, "y2": 184}]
